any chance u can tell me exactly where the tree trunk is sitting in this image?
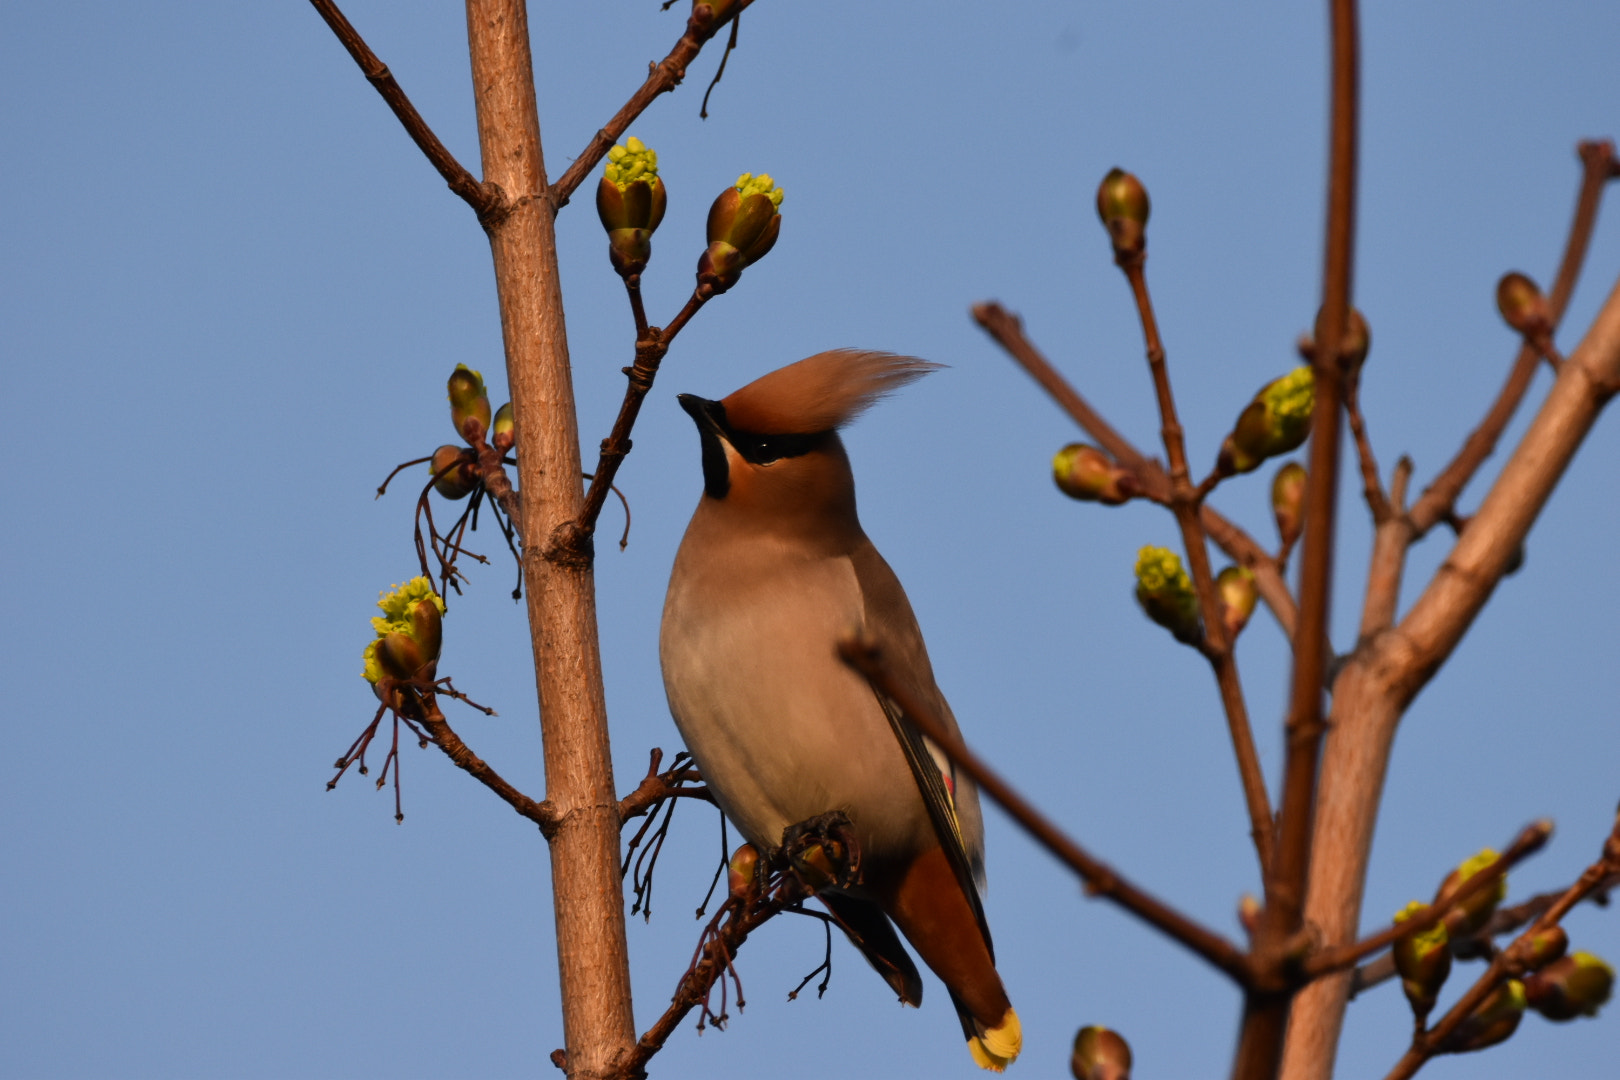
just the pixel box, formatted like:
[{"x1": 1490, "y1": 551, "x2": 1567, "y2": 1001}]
[{"x1": 464, "y1": 2, "x2": 636, "y2": 1076}]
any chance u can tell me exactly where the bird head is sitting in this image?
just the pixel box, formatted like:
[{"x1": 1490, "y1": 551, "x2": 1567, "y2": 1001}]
[{"x1": 676, "y1": 350, "x2": 939, "y2": 531}]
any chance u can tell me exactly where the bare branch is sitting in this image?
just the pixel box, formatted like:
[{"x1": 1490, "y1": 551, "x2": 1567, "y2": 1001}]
[
  {"x1": 417, "y1": 695, "x2": 560, "y2": 836},
  {"x1": 1408, "y1": 139, "x2": 1616, "y2": 536},
  {"x1": 1112, "y1": 259, "x2": 1276, "y2": 872},
  {"x1": 974, "y1": 301, "x2": 1299, "y2": 638},
  {"x1": 307, "y1": 0, "x2": 504, "y2": 222},
  {"x1": 1238, "y1": 3, "x2": 1359, "y2": 1077},
  {"x1": 549, "y1": 1, "x2": 756, "y2": 209},
  {"x1": 837, "y1": 629, "x2": 1253, "y2": 986}
]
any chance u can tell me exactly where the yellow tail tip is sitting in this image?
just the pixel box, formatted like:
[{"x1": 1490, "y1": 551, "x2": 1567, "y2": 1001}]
[{"x1": 967, "y1": 1006, "x2": 1022, "y2": 1071}]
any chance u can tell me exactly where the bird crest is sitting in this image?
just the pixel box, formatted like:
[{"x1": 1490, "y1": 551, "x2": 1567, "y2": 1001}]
[{"x1": 721, "y1": 349, "x2": 941, "y2": 435}]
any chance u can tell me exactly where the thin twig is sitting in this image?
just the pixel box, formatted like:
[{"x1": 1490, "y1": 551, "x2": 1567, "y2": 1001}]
[
  {"x1": 549, "y1": 1, "x2": 756, "y2": 209},
  {"x1": 1344, "y1": 368, "x2": 1390, "y2": 521},
  {"x1": 1408, "y1": 139, "x2": 1616, "y2": 536},
  {"x1": 618, "y1": 747, "x2": 714, "y2": 824},
  {"x1": 1115, "y1": 258, "x2": 1276, "y2": 872},
  {"x1": 306, "y1": 0, "x2": 504, "y2": 222},
  {"x1": 577, "y1": 290, "x2": 710, "y2": 536},
  {"x1": 415, "y1": 694, "x2": 560, "y2": 836},
  {"x1": 973, "y1": 301, "x2": 1299, "y2": 639},
  {"x1": 837, "y1": 629, "x2": 1253, "y2": 986}
]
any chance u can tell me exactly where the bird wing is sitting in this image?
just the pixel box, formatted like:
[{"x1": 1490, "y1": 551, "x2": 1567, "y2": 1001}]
[{"x1": 850, "y1": 539, "x2": 994, "y2": 959}]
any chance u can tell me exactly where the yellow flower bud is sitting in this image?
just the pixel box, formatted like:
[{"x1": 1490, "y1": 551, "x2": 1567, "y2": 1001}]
[
  {"x1": 1525, "y1": 951, "x2": 1614, "y2": 1021},
  {"x1": 1445, "y1": 979, "x2": 1526, "y2": 1053},
  {"x1": 1053, "y1": 444, "x2": 1137, "y2": 505},
  {"x1": 1392, "y1": 901, "x2": 1452, "y2": 1018},
  {"x1": 1095, "y1": 168, "x2": 1150, "y2": 261},
  {"x1": 1271, "y1": 462, "x2": 1307, "y2": 547},
  {"x1": 1433, "y1": 848, "x2": 1508, "y2": 939},
  {"x1": 1220, "y1": 367, "x2": 1315, "y2": 475},
  {"x1": 1134, "y1": 546, "x2": 1200, "y2": 645},
  {"x1": 1496, "y1": 271, "x2": 1551, "y2": 339}
]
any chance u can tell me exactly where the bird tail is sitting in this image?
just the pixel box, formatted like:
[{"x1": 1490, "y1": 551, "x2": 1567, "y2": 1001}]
[{"x1": 956, "y1": 995, "x2": 1022, "y2": 1071}]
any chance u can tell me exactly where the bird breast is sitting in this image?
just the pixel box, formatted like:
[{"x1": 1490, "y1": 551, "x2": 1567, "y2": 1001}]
[{"x1": 660, "y1": 532, "x2": 933, "y2": 863}]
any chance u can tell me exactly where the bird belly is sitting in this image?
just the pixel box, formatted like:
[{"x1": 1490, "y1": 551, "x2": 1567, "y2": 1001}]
[{"x1": 660, "y1": 552, "x2": 930, "y2": 862}]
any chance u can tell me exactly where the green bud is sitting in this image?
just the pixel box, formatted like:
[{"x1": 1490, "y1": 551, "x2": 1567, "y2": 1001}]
[
  {"x1": 1220, "y1": 367, "x2": 1315, "y2": 475},
  {"x1": 1134, "y1": 546, "x2": 1200, "y2": 645},
  {"x1": 697, "y1": 173, "x2": 784, "y2": 294},
  {"x1": 1496, "y1": 271, "x2": 1551, "y2": 339},
  {"x1": 448, "y1": 364, "x2": 493, "y2": 444},
  {"x1": 727, "y1": 843, "x2": 759, "y2": 898},
  {"x1": 1445, "y1": 979, "x2": 1526, "y2": 1053},
  {"x1": 1524, "y1": 951, "x2": 1614, "y2": 1021},
  {"x1": 1216, "y1": 565, "x2": 1257, "y2": 639},
  {"x1": 1071, "y1": 1025, "x2": 1132, "y2": 1080},
  {"x1": 491, "y1": 402, "x2": 515, "y2": 455},
  {"x1": 1434, "y1": 848, "x2": 1508, "y2": 940},
  {"x1": 1392, "y1": 901, "x2": 1453, "y2": 1018},
  {"x1": 1095, "y1": 168, "x2": 1150, "y2": 261},
  {"x1": 1271, "y1": 462, "x2": 1307, "y2": 547},
  {"x1": 430, "y1": 444, "x2": 478, "y2": 501},
  {"x1": 1053, "y1": 444, "x2": 1137, "y2": 505}
]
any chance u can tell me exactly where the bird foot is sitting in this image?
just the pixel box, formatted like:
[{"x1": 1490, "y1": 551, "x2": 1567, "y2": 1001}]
[{"x1": 779, "y1": 811, "x2": 862, "y2": 892}]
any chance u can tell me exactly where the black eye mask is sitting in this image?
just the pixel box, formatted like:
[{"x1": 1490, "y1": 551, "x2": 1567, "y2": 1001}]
[{"x1": 677, "y1": 393, "x2": 830, "y2": 499}]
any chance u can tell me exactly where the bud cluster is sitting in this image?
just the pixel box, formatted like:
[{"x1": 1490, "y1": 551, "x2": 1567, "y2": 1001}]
[
  {"x1": 362, "y1": 577, "x2": 445, "y2": 688},
  {"x1": 596, "y1": 136, "x2": 668, "y2": 278}
]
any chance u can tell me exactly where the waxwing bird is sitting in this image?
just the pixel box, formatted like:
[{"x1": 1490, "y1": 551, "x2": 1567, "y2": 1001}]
[{"x1": 660, "y1": 349, "x2": 1020, "y2": 1070}]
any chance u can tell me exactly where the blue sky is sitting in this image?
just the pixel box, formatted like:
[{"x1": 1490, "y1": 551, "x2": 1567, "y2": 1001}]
[{"x1": 3, "y1": 2, "x2": 1618, "y2": 1078}]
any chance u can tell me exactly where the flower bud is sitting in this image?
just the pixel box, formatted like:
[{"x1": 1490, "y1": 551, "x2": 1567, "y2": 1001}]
[
  {"x1": 1446, "y1": 979, "x2": 1526, "y2": 1053},
  {"x1": 1434, "y1": 848, "x2": 1508, "y2": 940},
  {"x1": 362, "y1": 577, "x2": 446, "y2": 684},
  {"x1": 1392, "y1": 901, "x2": 1453, "y2": 1018},
  {"x1": 1521, "y1": 924, "x2": 1570, "y2": 971},
  {"x1": 1216, "y1": 565, "x2": 1257, "y2": 639},
  {"x1": 1053, "y1": 444, "x2": 1137, "y2": 505},
  {"x1": 1134, "y1": 546, "x2": 1200, "y2": 645},
  {"x1": 697, "y1": 172, "x2": 783, "y2": 295},
  {"x1": 597, "y1": 137, "x2": 667, "y2": 278},
  {"x1": 430, "y1": 444, "x2": 478, "y2": 501},
  {"x1": 727, "y1": 843, "x2": 760, "y2": 898},
  {"x1": 1310, "y1": 306, "x2": 1372, "y2": 371},
  {"x1": 1071, "y1": 1025, "x2": 1132, "y2": 1080},
  {"x1": 1271, "y1": 462, "x2": 1307, "y2": 547},
  {"x1": 448, "y1": 364, "x2": 492, "y2": 444},
  {"x1": 1496, "y1": 271, "x2": 1551, "y2": 339},
  {"x1": 1219, "y1": 367, "x2": 1315, "y2": 475},
  {"x1": 1095, "y1": 168, "x2": 1150, "y2": 261},
  {"x1": 491, "y1": 402, "x2": 515, "y2": 455},
  {"x1": 1524, "y1": 951, "x2": 1614, "y2": 1021}
]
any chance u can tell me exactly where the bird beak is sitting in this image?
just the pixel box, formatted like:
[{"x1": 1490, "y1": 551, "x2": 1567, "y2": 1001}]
[
  {"x1": 677, "y1": 393, "x2": 734, "y2": 499},
  {"x1": 677, "y1": 393, "x2": 728, "y2": 439}
]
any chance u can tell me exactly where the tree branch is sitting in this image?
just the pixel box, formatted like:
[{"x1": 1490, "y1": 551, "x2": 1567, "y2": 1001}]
[
  {"x1": 1114, "y1": 259, "x2": 1276, "y2": 872},
  {"x1": 549, "y1": 1, "x2": 755, "y2": 210},
  {"x1": 973, "y1": 301, "x2": 1299, "y2": 639},
  {"x1": 307, "y1": 0, "x2": 504, "y2": 222},
  {"x1": 1408, "y1": 139, "x2": 1616, "y2": 536},
  {"x1": 417, "y1": 696, "x2": 560, "y2": 836},
  {"x1": 577, "y1": 290, "x2": 709, "y2": 537},
  {"x1": 1238, "y1": 3, "x2": 1359, "y2": 1077},
  {"x1": 837, "y1": 629, "x2": 1253, "y2": 986}
]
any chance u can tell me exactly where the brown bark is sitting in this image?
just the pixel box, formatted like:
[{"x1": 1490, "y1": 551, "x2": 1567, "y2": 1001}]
[
  {"x1": 1279, "y1": 271, "x2": 1620, "y2": 1080},
  {"x1": 464, "y1": 3, "x2": 635, "y2": 1077}
]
